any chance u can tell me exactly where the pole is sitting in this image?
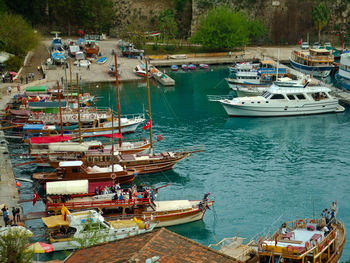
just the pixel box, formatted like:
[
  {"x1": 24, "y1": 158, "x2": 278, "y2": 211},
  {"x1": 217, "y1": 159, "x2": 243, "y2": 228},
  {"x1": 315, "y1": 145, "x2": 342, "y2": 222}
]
[
  {"x1": 145, "y1": 58, "x2": 153, "y2": 155},
  {"x1": 57, "y1": 81, "x2": 64, "y2": 136},
  {"x1": 69, "y1": 58, "x2": 73, "y2": 103},
  {"x1": 332, "y1": 16, "x2": 335, "y2": 49},
  {"x1": 114, "y1": 54, "x2": 122, "y2": 147},
  {"x1": 64, "y1": 62, "x2": 68, "y2": 100},
  {"x1": 76, "y1": 73, "x2": 82, "y2": 143},
  {"x1": 342, "y1": 16, "x2": 344, "y2": 52}
]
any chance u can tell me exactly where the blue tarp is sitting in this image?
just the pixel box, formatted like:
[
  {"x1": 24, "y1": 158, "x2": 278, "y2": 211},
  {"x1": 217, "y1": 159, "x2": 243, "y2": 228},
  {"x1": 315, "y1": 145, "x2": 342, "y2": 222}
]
[
  {"x1": 52, "y1": 52, "x2": 65, "y2": 61},
  {"x1": 77, "y1": 38, "x2": 86, "y2": 45},
  {"x1": 23, "y1": 124, "x2": 43, "y2": 130},
  {"x1": 28, "y1": 101, "x2": 67, "y2": 108}
]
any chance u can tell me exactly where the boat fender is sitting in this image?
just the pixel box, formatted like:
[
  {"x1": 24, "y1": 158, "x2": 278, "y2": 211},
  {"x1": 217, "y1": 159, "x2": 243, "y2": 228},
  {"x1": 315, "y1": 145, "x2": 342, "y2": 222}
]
[
  {"x1": 144, "y1": 222, "x2": 150, "y2": 230},
  {"x1": 111, "y1": 173, "x2": 117, "y2": 180},
  {"x1": 305, "y1": 241, "x2": 310, "y2": 250},
  {"x1": 326, "y1": 238, "x2": 330, "y2": 245},
  {"x1": 318, "y1": 244, "x2": 323, "y2": 251}
]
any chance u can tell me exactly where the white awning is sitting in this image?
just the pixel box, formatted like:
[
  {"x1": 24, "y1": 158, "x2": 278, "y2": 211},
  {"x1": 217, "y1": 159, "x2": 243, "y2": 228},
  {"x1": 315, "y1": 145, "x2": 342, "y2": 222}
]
[
  {"x1": 59, "y1": 160, "x2": 83, "y2": 167},
  {"x1": 46, "y1": 180, "x2": 88, "y2": 195}
]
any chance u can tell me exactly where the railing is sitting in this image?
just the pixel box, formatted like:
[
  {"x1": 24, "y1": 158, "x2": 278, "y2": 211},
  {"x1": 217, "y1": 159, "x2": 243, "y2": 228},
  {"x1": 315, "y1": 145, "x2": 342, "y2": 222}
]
[
  {"x1": 46, "y1": 197, "x2": 151, "y2": 211},
  {"x1": 207, "y1": 95, "x2": 234, "y2": 102}
]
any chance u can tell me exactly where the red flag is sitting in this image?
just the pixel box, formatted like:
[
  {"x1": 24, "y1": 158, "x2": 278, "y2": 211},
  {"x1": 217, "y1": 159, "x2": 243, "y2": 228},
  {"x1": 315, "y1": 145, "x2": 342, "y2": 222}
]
[
  {"x1": 297, "y1": 39, "x2": 302, "y2": 45},
  {"x1": 5, "y1": 105, "x2": 10, "y2": 112},
  {"x1": 143, "y1": 120, "x2": 152, "y2": 130},
  {"x1": 33, "y1": 190, "x2": 39, "y2": 206}
]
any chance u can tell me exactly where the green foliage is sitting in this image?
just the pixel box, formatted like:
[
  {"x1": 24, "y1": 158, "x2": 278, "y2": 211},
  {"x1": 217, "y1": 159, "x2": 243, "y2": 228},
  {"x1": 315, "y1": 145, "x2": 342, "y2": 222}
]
[
  {"x1": 73, "y1": 221, "x2": 109, "y2": 249},
  {"x1": 192, "y1": 7, "x2": 266, "y2": 49},
  {"x1": 0, "y1": 227, "x2": 34, "y2": 263},
  {"x1": 158, "y1": 10, "x2": 178, "y2": 43},
  {"x1": 5, "y1": 56, "x2": 24, "y2": 72},
  {"x1": 249, "y1": 19, "x2": 267, "y2": 44},
  {"x1": 312, "y1": 2, "x2": 330, "y2": 42},
  {"x1": 0, "y1": 13, "x2": 40, "y2": 56},
  {"x1": 0, "y1": 0, "x2": 7, "y2": 13},
  {"x1": 152, "y1": 44, "x2": 159, "y2": 51},
  {"x1": 173, "y1": 0, "x2": 188, "y2": 12},
  {"x1": 164, "y1": 44, "x2": 176, "y2": 52}
]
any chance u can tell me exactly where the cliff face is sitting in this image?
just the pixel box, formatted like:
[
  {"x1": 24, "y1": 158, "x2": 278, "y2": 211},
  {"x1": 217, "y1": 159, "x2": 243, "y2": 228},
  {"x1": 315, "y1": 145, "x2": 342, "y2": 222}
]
[
  {"x1": 190, "y1": 0, "x2": 349, "y2": 44},
  {"x1": 111, "y1": 0, "x2": 349, "y2": 44}
]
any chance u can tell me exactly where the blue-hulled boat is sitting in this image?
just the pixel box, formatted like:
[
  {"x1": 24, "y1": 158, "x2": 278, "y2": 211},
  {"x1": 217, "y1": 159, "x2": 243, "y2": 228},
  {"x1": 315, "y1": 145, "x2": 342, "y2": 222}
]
[
  {"x1": 289, "y1": 48, "x2": 334, "y2": 77},
  {"x1": 96, "y1": 57, "x2": 107, "y2": 64},
  {"x1": 171, "y1": 65, "x2": 179, "y2": 71}
]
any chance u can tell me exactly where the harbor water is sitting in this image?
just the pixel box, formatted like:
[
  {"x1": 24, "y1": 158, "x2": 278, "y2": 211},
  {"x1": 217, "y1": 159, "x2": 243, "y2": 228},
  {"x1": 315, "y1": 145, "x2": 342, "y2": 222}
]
[{"x1": 10, "y1": 65, "x2": 350, "y2": 260}]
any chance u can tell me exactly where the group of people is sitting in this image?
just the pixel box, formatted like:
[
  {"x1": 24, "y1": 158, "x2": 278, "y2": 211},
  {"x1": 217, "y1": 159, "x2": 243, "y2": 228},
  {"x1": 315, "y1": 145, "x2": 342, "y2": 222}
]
[
  {"x1": 94, "y1": 183, "x2": 156, "y2": 202},
  {"x1": 1, "y1": 206, "x2": 21, "y2": 227},
  {"x1": 321, "y1": 201, "x2": 337, "y2": 224}
]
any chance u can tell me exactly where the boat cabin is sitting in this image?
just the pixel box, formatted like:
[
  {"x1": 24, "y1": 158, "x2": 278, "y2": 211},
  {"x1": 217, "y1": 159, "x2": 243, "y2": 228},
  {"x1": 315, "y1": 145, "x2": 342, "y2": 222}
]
[{"x1": 291, "y1": 49, "x2": 334, "y2": 67}]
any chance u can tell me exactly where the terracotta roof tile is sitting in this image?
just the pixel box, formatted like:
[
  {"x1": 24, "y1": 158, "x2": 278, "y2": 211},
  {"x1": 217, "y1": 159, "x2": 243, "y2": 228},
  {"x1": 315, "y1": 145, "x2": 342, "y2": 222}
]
[{"x1": 64, "y1": 228, "x2": 238, "y2": 263}]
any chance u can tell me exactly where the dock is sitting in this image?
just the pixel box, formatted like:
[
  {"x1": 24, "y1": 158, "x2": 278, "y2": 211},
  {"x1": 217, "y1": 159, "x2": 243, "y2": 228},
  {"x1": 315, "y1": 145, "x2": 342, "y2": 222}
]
[{"x1": 151, "y1": 67, "x2": 175, "y2": 86}]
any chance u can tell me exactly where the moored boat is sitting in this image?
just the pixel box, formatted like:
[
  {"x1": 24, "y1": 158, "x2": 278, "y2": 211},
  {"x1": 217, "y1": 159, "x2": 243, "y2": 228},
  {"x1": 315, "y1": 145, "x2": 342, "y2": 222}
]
[
  {"x1": 171, "y1": 65, "x2": 179, "y2": 71},
  {"x1": 189, "y1": 64, "x2": 196, "y2": 70},
  {"x1": 199, "y1": 64, "x2": 209, "y2": 69},
  {"x1": 289, "y1": 48, "x2": 334, "y2": 77},
  {"x1": 181, "y1": 64, "x2": 188, "y2": 71},
  {"x1": 335, "y1": 51, "x2": 350, "y2": 90},
  {"x1": 218, "y1": 83, "x2": 344, "y2": 117},
  {"x1": 32, "y1": 161, "x2": 137, "y2": 184},
  {"x1": 96, "y1": 56, "x2": 107, "y2": 64},
  {"x1": 42, "y1": 209, "x2": 157, "y2": 251},
  {"x1": 257, "y1": 217, "x2": 345, "y2": 263}
]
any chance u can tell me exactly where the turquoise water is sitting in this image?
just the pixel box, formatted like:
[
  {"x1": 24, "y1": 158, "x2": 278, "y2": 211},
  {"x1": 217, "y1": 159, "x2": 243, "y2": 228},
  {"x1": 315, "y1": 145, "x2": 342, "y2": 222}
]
[{"x1": 10, "y1": 65, "x2": 350, "y2": 261}]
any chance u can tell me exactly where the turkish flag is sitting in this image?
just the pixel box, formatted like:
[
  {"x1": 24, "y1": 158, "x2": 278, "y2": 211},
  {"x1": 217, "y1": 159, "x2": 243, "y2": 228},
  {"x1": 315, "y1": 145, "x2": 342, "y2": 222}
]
[
  {"x1": 33, "y1": 190, "x2": 39, "y2": 206},
  {"x1": 143, "y1": 120, "x2": 152, "y2": 130},
  {"x1": 297, "y1": 39, "x2": 302, "y2": 45}
]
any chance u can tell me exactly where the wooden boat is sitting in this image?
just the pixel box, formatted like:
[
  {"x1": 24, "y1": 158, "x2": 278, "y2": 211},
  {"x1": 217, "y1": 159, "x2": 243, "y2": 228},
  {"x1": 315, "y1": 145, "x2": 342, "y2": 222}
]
[
  {"x1": 289, "y1": 48, "x2": 334, "y2": 77},
  {"x1": 84, "y1": 40, "x2": 99, "y2": 57},
  {"x1": 42, "y1": 209, "x2": 157, "y2": 251},
  {"x1": 45, "y1": 184, "x2": 213, "y2": 227},
  {"x1": 32, "y1": 161, "x2": 137, "y2": 184},
  {"x1": 257, "y1": 217, "x2": 345, "y2": 263},
  {"x1": 96, "y1": 56, "x2": 107, "y2": 64}
]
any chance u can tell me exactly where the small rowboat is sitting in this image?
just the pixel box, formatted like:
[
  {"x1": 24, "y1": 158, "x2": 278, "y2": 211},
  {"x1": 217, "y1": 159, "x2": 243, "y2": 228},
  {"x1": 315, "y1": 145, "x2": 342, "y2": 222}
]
[
  {"x1": 189, "y1": 64, "x2": 196, "y2": 70},
  {"x1": 182, "y1": 64, "x2": 188, "y2": 71},
  {"x1": 171, "y1": 65, "x2": 179, "y2": 71},
  {"x1": 96, "y1": 56, "x2": 107, "y2": 64},
  {"x1": 199, "y1": 64, "x2": 209, "y2": 69}
]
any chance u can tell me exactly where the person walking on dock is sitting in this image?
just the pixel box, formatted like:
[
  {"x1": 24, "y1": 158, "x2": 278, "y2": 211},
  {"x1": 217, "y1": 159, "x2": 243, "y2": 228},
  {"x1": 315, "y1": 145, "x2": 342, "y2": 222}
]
[
  {"x1": 12, "y1": 207, "x2": 16, "y2": 224},
  {"x1": 16, "y1": 207, "x2": 21, "y2": 222}
]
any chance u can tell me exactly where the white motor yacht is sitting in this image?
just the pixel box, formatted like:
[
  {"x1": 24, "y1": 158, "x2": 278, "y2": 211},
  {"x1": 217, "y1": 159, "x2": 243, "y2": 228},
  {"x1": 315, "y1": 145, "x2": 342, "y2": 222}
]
[{"x1": 219, "y1": 83, "x2": 344, "y2": 117}]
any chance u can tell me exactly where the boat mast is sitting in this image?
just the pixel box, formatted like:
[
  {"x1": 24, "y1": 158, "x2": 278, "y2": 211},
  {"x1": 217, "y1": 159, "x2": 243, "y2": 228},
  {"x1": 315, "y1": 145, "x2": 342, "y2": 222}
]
[
  {"x1": 69, "y1": 58, "x2": 73, "y2": 103},
  {"x1": 276, "y1": 48, "x2": 280, "y2": 81},
  {"x1": 57, "y1": 81, "x2": 64, "y2": 136},
  {"x1": 114, "y1": 54, "x2": 122, "y2": 147},
  {"x1": 342, "y1": 16, "x2": 344, "y2": 52},
  {"x1": 76, "y1": 73, "x2": 82, "y2": 143},
  {"x1": 145, "y1": 58, "x2": 153, "y2": 155},
  {"x1": 332, "y1": 16, "x2": 335, "y2": 49}
]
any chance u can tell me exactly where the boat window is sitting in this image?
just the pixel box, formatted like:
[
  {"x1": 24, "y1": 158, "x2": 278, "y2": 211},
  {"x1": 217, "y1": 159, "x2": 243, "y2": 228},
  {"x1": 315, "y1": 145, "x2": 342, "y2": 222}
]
[
  {"x1": 287, "y1": 95, "x2": 296, "y2": 100},
  {"x1": 262, "y1": 92, "x2": 271, "y2": 99},
  {"x1": 270, "y1": 94, "x2": 285, "y2": 100},
  {"x1": 296, "y1": 94, "x2": 306, "y2": 100}
]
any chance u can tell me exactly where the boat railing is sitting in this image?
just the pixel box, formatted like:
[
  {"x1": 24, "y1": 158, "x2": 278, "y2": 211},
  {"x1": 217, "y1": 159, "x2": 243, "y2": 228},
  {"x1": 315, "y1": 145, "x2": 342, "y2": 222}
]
[
  {"x1": 207, "y1": 95, "x2": 234, "y2": 102},
  {"x1": 96, "y1": 107, "x2": 145, "y2": 120},
  {"x1": 260, "y1": 218, "x2": 339, "y2": 258},
  {"x1": 46, "y1": 198, "x2": 152, "y2": 211}
]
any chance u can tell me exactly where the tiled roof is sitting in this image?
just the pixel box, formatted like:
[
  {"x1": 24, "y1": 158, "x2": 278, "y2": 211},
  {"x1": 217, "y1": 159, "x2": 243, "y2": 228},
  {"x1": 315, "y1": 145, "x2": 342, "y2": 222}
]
[{"x1": 64, "y1": 228, "x2": 238, "y2": 263}]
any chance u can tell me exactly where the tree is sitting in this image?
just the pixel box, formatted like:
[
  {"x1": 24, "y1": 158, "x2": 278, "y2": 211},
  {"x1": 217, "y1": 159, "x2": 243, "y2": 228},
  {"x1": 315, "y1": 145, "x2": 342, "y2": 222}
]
[
  {"x1": 312, "y1": 2, "x2": 330, "y2": 42},
  {"x1": 192, "y1": 7, "x2": 265, "y2": 49},
  {"x1": 0, "y1": 13, "x2": 41, "y2": 56},
  {"x1": 0, "y1": 227, "x2": 34, "y2": 263},
  {"x1": 158, "y1": 10, "x2": 178, "y2": 44}
]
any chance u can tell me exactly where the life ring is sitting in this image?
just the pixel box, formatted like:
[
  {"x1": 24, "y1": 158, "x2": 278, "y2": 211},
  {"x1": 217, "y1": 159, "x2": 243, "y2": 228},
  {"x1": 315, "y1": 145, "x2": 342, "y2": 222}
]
[
  {"x1": 305, "y1": 241, "x2": 310, "y2": 250},
  {"x1": 144, "y1": 222, "x2": 150, "y2": 230},
  {"x1": 111, "y1": 173, "x2": 117, "y2": 180},
  {"x1": 298, "y1": 219, "x2": 306, "y2": 225}
]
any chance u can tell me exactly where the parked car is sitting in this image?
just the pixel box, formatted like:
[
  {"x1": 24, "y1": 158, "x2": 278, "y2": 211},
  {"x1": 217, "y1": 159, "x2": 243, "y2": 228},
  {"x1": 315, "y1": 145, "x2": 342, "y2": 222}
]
[
  {"x1": 312, "y1": 42, "x2": 320, "y2": 49},
  {"x1": 301, "y1": 42, "x2": 309, "y2": 49}
]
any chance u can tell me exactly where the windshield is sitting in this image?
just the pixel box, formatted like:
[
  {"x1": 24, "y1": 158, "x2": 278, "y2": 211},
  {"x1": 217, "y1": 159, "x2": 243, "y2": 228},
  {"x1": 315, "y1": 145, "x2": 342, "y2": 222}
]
[{"x1": 262, "y1": 92, "x2": 271, "y2": 99}]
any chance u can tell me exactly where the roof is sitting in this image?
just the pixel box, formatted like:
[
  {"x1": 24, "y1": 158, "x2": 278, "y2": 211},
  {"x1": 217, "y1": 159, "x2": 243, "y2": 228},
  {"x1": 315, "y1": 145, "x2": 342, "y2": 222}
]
[
  {"x1": 46, "y1": 180, "x2": 88, "y2": 195},
  {"x1": 64, "y1": 228, "x2": 238, "y2": 263},
  {"x1": 42, "y1": 214, "x2": 69, "y2": 228},
  {"x1": 30, "y1": 135, "x2": 72, "y2": 144},
  {"x1": 25, "y1": 86, "x2": 47, "y2": 92},
  {"x1": 59, "y1": 161, "x2": 83, "y2": 167}
]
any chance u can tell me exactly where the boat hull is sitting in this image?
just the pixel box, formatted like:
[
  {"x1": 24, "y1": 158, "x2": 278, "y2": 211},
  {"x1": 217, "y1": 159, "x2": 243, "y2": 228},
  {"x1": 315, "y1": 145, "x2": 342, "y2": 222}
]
[
  {"x1": 221, "y1": 100, "x2": 343, "y2": 117},
  {"x1": 289, "y1": 58, "x2": 333, "y2": 77},
  {"x1": 335, "y1": 71, "x2": 350, "y2": 90}
]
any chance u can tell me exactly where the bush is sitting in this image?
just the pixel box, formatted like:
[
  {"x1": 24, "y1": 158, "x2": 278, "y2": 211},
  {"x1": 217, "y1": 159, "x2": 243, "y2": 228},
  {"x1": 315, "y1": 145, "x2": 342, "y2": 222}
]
[
  {"x1": 164, "y1": 45, "x2": 176, "y2": 52},
  {"x1": 5, "y1": 56, "x2": 24, "y2": 72},
  {"x1": 152, "y1": 44, "x2": 159, "y2": 51}
]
